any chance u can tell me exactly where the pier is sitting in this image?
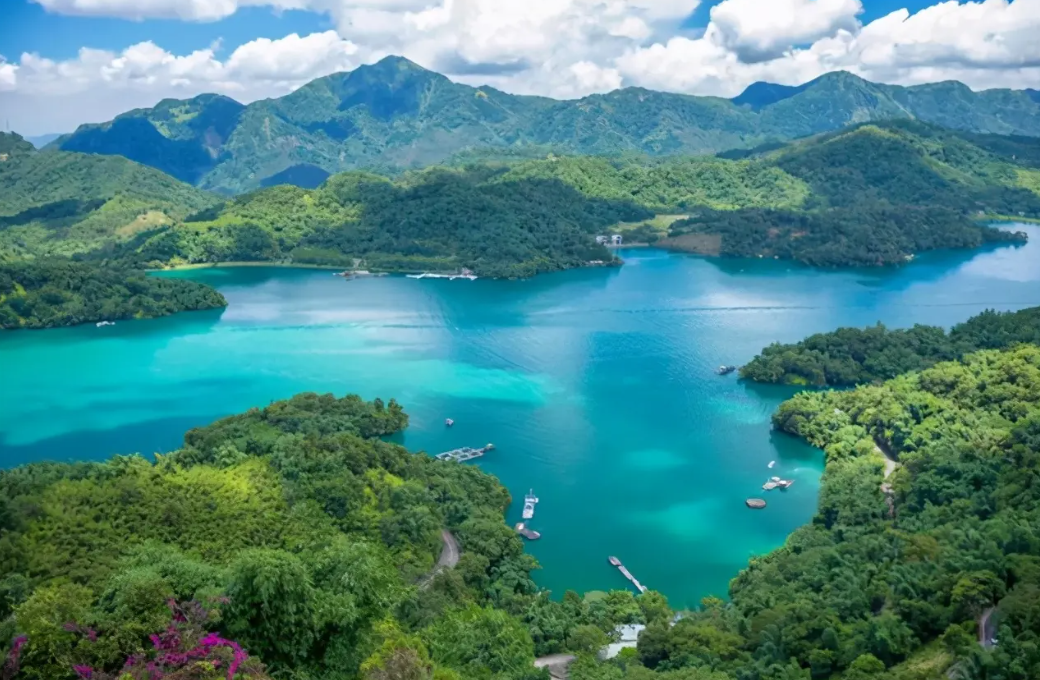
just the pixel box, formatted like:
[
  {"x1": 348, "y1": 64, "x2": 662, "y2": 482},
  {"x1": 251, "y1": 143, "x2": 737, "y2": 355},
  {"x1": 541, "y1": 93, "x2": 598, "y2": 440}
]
[
  {"x1": 608, "y1": 556, "x2": 648, "y2": 593},
  {"x1": 435, "y1": 443, "x2": 495, "y2": 463}
]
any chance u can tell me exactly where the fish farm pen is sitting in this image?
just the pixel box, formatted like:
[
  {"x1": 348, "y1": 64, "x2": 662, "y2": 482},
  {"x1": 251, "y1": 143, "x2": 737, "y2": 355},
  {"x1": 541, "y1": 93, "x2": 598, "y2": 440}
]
[{"x1": 435, "y1": 443, "x2": 495, "y2": 462}]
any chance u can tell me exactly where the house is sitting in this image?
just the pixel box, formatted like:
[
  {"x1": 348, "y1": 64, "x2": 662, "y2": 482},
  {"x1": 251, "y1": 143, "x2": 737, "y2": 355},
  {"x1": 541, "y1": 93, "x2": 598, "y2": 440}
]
[
  {"x1": 595, "y1": 235, "x2": 608, "y2": 245},
  {"x1": 611, "y1": 234, "x2": 623, "y2": 246},
  {"x1": 599, "y1": 624, "x2": 645, "y2": 660}
]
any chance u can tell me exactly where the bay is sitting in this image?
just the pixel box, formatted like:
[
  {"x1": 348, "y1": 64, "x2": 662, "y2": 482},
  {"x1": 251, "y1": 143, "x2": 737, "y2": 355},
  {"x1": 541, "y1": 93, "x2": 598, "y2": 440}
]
[{"x1": 2, "y1": 225, "x2": 1039, "y2": 607}]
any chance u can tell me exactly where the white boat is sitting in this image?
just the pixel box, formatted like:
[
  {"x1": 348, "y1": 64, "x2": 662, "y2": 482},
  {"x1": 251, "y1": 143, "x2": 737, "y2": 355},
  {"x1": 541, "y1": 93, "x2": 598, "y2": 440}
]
[
  {"x1": 522, "y1": 489, "x2": 539, "y2": 520},
  {"x1": 445, "y1": 418, "x2": 454, "y2": 427},
  {"x1": 96, "y1": 321, "x2": 115, "y2": 327},
  {"x1": 768, "y1": 461, "x2": 776, "y2": 469}
]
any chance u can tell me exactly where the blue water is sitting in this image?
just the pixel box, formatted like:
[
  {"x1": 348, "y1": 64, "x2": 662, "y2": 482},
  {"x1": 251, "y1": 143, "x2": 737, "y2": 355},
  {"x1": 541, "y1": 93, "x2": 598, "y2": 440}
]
[{"x1": 2, "y1": 226, "x2": 1039, "y2": 607}]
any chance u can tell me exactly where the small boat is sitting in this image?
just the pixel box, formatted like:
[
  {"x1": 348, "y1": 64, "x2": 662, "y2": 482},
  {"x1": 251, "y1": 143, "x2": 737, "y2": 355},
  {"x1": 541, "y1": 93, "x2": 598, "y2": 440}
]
[
  {"x1": 608, "y1": 556, "x2": 621, "y2": 567},
  {"x1": 445, "y1": 418, "x2": 454, "y2": 427},
  {"x1": 96, "y1": 321, "x2": 115, "y2": 328},
  {"x1": 515, "y1": 522, "x2": 541, "y2": 540},
  {"x1": 768, "y1": 461, "x2": 776, "y2": 469},
  {"x1": 777, "y1": 479, "x2": 795, "y2": 490},
  {"x1": 762, "y1": 481, "x2": 779, "y2": 491},
  {"x1": 716, "y1": 365, "x2": 737, "y2": 375},
  {"x1": 522, "y1": 489, "x2": 539, "y2": 520}
]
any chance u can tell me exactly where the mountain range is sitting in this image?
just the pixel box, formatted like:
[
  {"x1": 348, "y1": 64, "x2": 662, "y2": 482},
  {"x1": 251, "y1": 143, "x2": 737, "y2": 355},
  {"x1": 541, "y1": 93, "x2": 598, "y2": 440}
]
[{"x1": 51, "y1": 56, "x2": 1040, "y2": 195}]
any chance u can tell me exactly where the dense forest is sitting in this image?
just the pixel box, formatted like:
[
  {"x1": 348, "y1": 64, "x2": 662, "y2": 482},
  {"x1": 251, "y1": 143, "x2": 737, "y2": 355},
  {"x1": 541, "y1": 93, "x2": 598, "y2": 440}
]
[
  {"x1": 5, "y1": 121, "x2": 1040, "y2": 275},
  {"x1": 741, "y1": 306, "x2": 1040, "y2": 386},
  {"x1": 0, "y1": 259, "x2": 227, "y2": 329},
  {"x1": 5, "y1": 349, "x2": 1040, "y2": 679},
  {"x1": 0, "y1": 393, "x2": 674, "y2": 680}
]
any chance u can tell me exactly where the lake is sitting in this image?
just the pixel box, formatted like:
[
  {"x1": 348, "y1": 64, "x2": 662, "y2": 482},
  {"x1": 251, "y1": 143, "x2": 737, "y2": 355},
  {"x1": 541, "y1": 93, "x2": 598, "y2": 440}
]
[{"x1": 3, "y1": 225, "x2": 1040, "y2": 607}]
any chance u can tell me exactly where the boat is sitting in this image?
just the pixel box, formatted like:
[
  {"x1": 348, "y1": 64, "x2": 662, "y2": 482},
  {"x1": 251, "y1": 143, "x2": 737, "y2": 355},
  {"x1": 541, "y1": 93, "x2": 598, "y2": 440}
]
[
  {"x1": 522, "y1": 489, "x2": 539, "y2": 520},
  {"x1": 716, "y1": 365, "x2": 737, "y2": 375},
  {"x1": 608, "y1": 556, "x2": 621, "y2": 567},
  {"x1": 445, "y1": 418, "x2": 454, "y2": 427},
  {"x1": 777, "y1": 479, "x2": 795, "y2": 490},
  {"x1": 768, "y1": 461, "x2": 776, "y2": 469},
  {"x1": 762, "y1": 481, "x2": 779, "y2": 491},
  {"x1": 96, "y1": 321, "x2": 115, "y2": 328},
  {"x1": 515, "y1": 523, "x2": 541, "y2": 540}
]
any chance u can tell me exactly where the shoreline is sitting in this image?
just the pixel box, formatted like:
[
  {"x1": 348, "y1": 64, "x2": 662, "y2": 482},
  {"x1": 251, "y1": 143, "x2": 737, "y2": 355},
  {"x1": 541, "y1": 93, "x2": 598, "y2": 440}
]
[{"x1": 149, "y1": 261, "x2": 345, "y2": 272}]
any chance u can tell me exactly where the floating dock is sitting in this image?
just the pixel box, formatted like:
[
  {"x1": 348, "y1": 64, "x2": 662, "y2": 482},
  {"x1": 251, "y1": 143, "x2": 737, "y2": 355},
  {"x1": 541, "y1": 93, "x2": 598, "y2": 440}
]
[
  {"x1": 515, "y1": 522, "x2": 541, "y2": 540},
  {"x1": 608, "y1": 556, "x2": 648, "y2": 593},
  {"x1": 435, "y1": 443, "x2": 495, "y2": 463},
  {"x1": 406, "y1": 273, "x2": 479, "y2": 281},
  {"x1": 522, "y1": 489, "x2": 539, "y2": 520},
  {"x1": 762, "y1": 476, "x2": 794, "y2": 491},
  {"x1": 746, "y1": 498, "x2": 767, "y2": 509}
]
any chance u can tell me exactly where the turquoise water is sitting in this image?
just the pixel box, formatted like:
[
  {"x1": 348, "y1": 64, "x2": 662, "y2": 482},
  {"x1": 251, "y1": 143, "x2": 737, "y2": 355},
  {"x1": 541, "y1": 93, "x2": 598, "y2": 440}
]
[{"x1": 3, "y1": 226, "x2": 1040, "y2": 607}]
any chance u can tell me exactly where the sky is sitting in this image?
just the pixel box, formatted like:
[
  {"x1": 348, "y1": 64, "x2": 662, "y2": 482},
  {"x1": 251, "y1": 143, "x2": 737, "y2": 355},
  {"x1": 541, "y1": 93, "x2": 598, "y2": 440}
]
[{"x1": 1, "y1": 0, "x2": 1039, "y2": 136}]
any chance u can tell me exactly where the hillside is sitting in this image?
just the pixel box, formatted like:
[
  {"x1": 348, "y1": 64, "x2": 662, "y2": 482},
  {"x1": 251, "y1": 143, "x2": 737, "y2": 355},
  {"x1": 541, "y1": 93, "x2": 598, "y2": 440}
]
[
  {"x1": 658, "y1": 121, "x2": 1040, "y2": 266},
  {"x1": 126, "y1": 168, "x2": 650, "y2": 278},
  {"x1": 54, "y1": 57, "x2": 1040, "y2": 194},
  {"x1": 741, "y1": 305, "x2": 1040, "y2": 386},
  {"x1": 0, "y1": 132, "x2": 220, "y2": 261},
  {"x1": 0, "y1": 259, "x2": 228, "y2": 329}
]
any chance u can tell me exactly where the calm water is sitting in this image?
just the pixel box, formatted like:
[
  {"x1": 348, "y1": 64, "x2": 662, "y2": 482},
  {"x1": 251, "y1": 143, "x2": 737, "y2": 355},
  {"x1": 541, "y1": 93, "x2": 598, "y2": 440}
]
[{"x1": 3, "y1": 226, "x2": 1040, "y2": 607}]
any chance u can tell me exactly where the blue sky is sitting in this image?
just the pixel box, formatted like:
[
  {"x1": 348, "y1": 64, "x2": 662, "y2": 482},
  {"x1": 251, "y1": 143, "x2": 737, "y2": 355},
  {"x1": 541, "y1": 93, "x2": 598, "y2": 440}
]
[{"x1": 1, "y1": 0, "x2": 1037, "y2": 136}]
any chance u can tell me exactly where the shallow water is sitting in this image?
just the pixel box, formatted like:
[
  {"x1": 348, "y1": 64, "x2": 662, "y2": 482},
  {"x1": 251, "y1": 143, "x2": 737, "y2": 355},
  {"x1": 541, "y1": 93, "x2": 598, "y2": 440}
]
[{"x1": 3, "y1": 225, "x2": 1039, "y2": 607}]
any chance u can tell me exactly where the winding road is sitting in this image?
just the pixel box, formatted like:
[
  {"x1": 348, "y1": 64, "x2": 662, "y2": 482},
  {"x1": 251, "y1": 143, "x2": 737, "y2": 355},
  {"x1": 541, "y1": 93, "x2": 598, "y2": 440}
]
[
  {"x1": 419, "y1": 530, "x2": 459, "y2": 589},
  {"x1": 534, "y1": 654, "x2": 577, "y2": 680}
]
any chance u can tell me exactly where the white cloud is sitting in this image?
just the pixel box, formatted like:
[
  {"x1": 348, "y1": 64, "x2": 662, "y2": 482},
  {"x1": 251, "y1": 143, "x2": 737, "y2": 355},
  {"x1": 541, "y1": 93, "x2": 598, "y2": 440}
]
[
  {"x1": 7, "y1": 0, "x2": 1040, "y2": 136},
  {"x1": 709, "y1": 0, "x2": 862, "y2": 60}
]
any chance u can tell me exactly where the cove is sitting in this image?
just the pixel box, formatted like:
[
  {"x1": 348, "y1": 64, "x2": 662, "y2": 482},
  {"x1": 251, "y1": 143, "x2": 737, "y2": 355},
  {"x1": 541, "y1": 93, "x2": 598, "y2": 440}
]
[{"x1": 2, "y1": 225, "x2": 1040, "y2": 608}]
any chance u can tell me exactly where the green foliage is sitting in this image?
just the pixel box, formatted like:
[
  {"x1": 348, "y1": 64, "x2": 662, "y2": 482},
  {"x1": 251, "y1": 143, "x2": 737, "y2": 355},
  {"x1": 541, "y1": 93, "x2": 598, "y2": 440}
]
[
  {"x1": 0, "y1": 393, "x2": 545, "y2": 680},
  {"x1": 53, "y1": 60, "x2": 1040, "y2": 194},
  {"x1": 0, "y1": 132, "x2": 218, "y2": 260},
  {"x1": 0, "y1": 258, "x2": 227, "y2": 329},
  {"x1": 741, "y1": 306, "x2": 1040, "y2": 386}
]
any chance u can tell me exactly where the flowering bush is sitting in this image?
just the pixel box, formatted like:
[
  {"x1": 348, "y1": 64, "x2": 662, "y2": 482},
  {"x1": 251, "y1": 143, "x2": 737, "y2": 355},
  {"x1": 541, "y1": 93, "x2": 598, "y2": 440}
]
[{"x1": 67, "y1": 600, "x2": 266, "y2": 680}]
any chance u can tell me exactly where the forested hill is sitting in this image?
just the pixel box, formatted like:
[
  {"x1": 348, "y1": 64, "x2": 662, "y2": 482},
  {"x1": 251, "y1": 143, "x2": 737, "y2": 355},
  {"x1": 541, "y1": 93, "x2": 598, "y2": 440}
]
[
  {"x1": 0, "y1": 132, "x2": 219, "y2": 262},
  {"x1": 124, "y1": 168, "x2": 650, "y2": 278},
  {"x1": 740, "y1": 306, "x2": 1040, "y2": 386},
  {"x1": 0, "y1": 259, "x2": 227, "y2": 329},
  {"x1": 53, "y1": 56, "x2": 1040, "y2": 193}
]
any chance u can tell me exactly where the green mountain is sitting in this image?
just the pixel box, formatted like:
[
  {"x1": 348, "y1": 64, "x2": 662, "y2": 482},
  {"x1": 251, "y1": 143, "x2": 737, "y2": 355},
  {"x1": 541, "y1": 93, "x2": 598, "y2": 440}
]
[
  {"x1": 659, "y1": 120, "x2": 1040, "y2": 266},
  {"x1": 0, "y1": 132, "x2": 220, "y2": 261},
  {"x1": 54, "y1": 57, "x2": 1040, "y2": 194}
]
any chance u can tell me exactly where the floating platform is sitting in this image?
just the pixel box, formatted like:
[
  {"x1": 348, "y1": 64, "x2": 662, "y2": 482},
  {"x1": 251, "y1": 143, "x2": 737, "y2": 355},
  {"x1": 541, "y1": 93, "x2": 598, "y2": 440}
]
[
  {"x1": 406, "y1": 272, "x2": 479, "y2": 281},
  {"x1": 746, "y1": 499, "x2": 767, "y2": 509},
  {"x1": 522, "y1": 489, "x2": 539, "y2": 520},
  {"x1": 435, "y1": 443, "x2": 494, "y2": 463},
  {"x1": 608, "y1": 556, "x2": 648, "y2": 593},
  {"x1": 515, "y1": 522, "x2": 541, "y2": 540}
]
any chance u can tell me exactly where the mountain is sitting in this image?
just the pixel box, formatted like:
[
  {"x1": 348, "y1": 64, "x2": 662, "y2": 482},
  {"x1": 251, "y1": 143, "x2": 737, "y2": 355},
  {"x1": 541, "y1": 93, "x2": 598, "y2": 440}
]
[
  {"x1": 24, "y1": 133, "x2": 64, "y2": 148},
  {"x1": 54, "y1": 57, "x2": 1040, "y2": 194},
  {"x1": 0, "y1": 132, "x2": 219, "y2": 261}
]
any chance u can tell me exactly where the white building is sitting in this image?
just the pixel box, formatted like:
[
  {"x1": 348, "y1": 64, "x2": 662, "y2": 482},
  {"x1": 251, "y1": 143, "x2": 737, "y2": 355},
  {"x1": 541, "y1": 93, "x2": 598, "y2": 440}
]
[
  {"x1": 600, "y1": 624, "x2": 645, "y2": 660},
  {"x1": 611, "y1": 234, "x2": 623, "y2": 246}
]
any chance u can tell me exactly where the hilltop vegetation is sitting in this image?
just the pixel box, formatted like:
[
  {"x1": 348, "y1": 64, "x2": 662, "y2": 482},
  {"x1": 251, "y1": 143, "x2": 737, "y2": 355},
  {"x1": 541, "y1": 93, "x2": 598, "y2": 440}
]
[
  {"x1": 741, "y1": 306, "x2": 1040, "y2": 386},
  {"x1": 660, "y1": 122, "x2": 1039, "y2": 265},
  {"x1": 0, "y1": 132, "x2": 219, "y2": 261},
  {"x1": 53, "y1": 57, "x2": 1040, "y2": 194},
  {"x1": 0, "y1": 259, "x2": 227, "y2": 329}
]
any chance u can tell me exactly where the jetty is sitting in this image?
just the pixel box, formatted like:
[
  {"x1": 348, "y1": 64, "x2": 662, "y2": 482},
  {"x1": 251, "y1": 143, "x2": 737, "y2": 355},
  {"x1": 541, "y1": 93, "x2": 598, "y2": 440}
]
[
  {"x1": 406, "y1": 272, "x2": 479, "y2": 281},
  {"x1": 515, "y1": 522, "x2": 541, "y2": 540},
  {"x1": 435, "y1": 443, "x2": 495, "y2": 463},
  {"x1": 608, "y1": 556, "x2": 648, "y2": 593},
  {"x1": 522, "y1": 490, "x2": 539, "y2": 520}
]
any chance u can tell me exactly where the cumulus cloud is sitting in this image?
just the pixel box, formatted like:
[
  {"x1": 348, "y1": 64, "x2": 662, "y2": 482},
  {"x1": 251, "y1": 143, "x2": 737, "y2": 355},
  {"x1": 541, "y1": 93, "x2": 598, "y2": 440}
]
[{"x1": 7, "y1": 0, "x2": 1040, "y2": 135}]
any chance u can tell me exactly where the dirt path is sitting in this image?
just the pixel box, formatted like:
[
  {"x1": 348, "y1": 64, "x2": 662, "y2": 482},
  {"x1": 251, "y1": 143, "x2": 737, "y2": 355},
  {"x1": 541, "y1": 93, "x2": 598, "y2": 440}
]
[
  {"x1": 874, "y1": 438, "x2": 901, "y2": 518},
  {"x1": 418, "y1": 531, "x2": 459, "y2": 590},
  {"x1": 979, "y1": 607, "x2": 997, "y2": 649},
  {"x1": 534, "y1": 654, "x2": 576, "y2": 680}
]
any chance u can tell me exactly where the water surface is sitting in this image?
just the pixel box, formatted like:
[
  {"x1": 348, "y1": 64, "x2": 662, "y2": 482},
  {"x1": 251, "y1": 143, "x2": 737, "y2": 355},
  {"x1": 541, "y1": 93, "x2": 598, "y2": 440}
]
[{"x1": 3, "y1": 226, "x2": 1039, "y2": 607}]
